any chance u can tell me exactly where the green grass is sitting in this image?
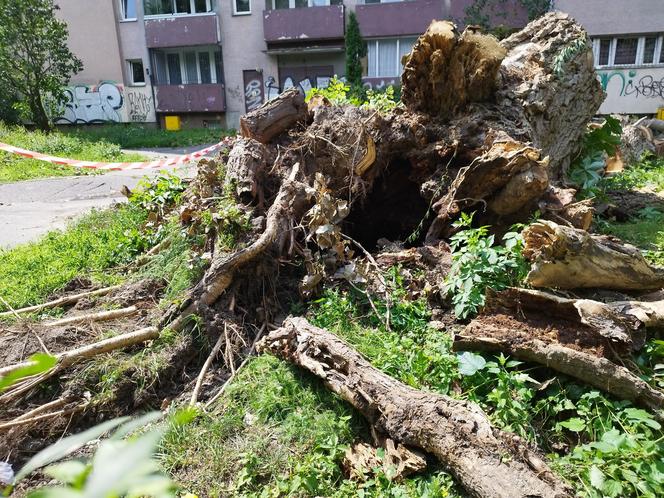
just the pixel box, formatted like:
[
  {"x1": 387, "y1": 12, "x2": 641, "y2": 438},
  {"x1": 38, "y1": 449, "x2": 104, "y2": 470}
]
[
  {"x1": 598, "y1": 154, "x2": 664, "y2": 266},
  {"x1": 0, "y1": 204, "x2": 150, "y2": 310},
  {"x1": 0, "y1": 124, "x2": 146, "y2": 183},
  {"x1": 159, "y1": 279, "x2": 664, "y2": 498},
  {"x1": 65, "y1": 124, "x2": 235, "y2": 149}
]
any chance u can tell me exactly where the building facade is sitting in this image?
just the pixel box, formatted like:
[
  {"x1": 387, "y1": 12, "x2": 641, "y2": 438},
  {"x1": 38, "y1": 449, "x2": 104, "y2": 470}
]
[
  {"x1": 554, "y1": 0, "x2": 664, "y2": 115},
  {"x1": 56, "y1": 0, "x2": 529, "y2": 128}
]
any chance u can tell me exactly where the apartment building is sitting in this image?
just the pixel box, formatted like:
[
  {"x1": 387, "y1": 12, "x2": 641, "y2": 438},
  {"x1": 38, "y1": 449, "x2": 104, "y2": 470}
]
[
  {"x1": 55, "y1": 0, "x2": 528, "y2": 129},
  {"x1": 554, "y1": 0, "x2": 664, "y2": 115}
]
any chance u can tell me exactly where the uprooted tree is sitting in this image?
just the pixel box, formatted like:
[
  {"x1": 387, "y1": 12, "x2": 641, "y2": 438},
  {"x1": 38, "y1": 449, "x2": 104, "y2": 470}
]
[{"x1": 6, "y1": 11, "x2": 664, "y2": 498}]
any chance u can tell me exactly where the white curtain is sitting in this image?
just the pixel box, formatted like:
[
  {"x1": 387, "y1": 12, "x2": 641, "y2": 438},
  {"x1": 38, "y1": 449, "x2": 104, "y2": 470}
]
[
  {"x1": 377, "y1": 39, "x2": 397, "y2": 77},
  {"x1": 367, "y1": 41, "x2": 377, "y2": 77}
]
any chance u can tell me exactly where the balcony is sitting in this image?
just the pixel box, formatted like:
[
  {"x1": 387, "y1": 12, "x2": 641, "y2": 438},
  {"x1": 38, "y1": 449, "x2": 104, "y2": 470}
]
[
  {"x1": 355, "y1": 0, "x2": 442, "y2": 38},
  {"x1": 145, "y1": 14, "x2": 219, "y2": 48},
  {"x1": 154, "y1": 84, "x2": 226, "y2": 113},
  {"x1": 263, "y1": 5, "x2": 345, "y2": 44}
]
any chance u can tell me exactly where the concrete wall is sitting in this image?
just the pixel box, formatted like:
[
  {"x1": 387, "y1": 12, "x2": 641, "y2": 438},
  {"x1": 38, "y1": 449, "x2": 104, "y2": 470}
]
[
  {"x1": 598, "y1": 67, "x2": 664, "y2": 115},
  {"x1": 217, "y1": 0, "x2": 279, "y2": 128},
  {"x1": 554, "y1": 0, "x2": 664, "y2": 114},
  {"x1": 117, "y1": 1, "x2": 157, "y2": 123},
  {"x1": 553, "y1": 0, "x2": 663, "y2": 36},
  {"x1": 57, "y1": 0, "x2": 124, "y2": 84}
]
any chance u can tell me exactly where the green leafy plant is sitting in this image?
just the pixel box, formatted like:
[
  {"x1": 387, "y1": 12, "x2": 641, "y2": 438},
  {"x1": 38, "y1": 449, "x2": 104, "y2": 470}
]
[
  {"x1": 569, "y1": 117, "x2": 622, "y2": 197},
  {"x1": 130, "y1": 172, "x2": 187, "y2": 218},
  {"x1": 362, "y1": 86, "x2": 399, "y2": 113},
  {"x1": 443, "y1": 212, "x2": 527, "y2": 318},
  {"x1": 553, "y1": 38, "x2": 589, "y2": 76},
  {"x1": 306, "y1": 76, "x2": 360, "y2": 106}
]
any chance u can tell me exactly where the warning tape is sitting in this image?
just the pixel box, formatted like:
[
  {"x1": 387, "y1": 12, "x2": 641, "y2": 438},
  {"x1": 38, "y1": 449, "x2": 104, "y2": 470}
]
[{"x1": 0, "y1": 136, "x2": 233, "y2": 171}]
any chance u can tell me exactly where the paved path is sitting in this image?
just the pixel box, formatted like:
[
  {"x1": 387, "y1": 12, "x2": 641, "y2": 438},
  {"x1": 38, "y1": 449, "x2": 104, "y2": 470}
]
[{"x1": 0, "y1": 145, "x2": 207, "y2": 249}]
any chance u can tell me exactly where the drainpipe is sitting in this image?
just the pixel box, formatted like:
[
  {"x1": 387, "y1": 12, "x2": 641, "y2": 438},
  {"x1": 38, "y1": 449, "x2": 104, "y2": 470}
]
[{"x1": 146, "y1": 67, "x2": 161, "y2": 130}]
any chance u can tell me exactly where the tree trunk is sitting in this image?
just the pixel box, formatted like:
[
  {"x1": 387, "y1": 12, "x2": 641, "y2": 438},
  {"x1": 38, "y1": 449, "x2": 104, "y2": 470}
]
[
  {"x1": 523, "y1": 220, "x2": 664, "y2": 290},
  {"x1": 31, "y1": 92, "x2": 51, "y2": 132},
  {"x1": 258, "y1": 317, "x2": 571, "y2": 498},
  {"x1": 239, "y1": 87, "x2": 308, "y2": 144}
]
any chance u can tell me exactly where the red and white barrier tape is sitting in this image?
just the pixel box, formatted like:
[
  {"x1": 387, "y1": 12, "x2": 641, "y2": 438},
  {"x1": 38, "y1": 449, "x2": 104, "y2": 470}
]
[{"x1": 0, "y1": 138, "x2": 232, "y2": 171}]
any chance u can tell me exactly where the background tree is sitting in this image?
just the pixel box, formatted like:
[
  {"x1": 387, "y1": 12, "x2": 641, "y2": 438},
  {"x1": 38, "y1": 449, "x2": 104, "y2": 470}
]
[
  {"x1": 0, "y1": 0, "x2": 82, "y2": 131},
  {"x1": 345, "y1": 12, "x2": 366, "y2": 91},
  {"x1": 464, "y1": 0, "x2": 552, "y2": 37}
]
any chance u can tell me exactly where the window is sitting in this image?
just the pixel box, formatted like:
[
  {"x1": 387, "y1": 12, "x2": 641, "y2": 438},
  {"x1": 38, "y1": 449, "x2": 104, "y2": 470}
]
[
  {"x1": 592, "y1": 35, "x2": 664, "y2": 67},
  {"x1": 152, "y1": 48, "x2": 222, "y2": 85},
  {"x1": 128, "y1": 60, "x2": 145, "y2": 85},
  {"x1": 614, "y1": 37, "x2": 638, "y2": 65},
  {"x1": 643, "y1": 36, "x2": 657, "y2": 64},
  {"x1": 121, "y1": 0, "x2": 137, "y2": 19},
  {"x1": 367, "y1": 37, "x2": 416, "y2": 77},
  {"x1": 144, "y1": 0, "x2": 214, "y2": 15},
  {"x1": 597, "y1": 39, "x2": 611, "y2": 66},
  {"x1": 234, "y1": 0, "x2": 250, "y2": 14}
]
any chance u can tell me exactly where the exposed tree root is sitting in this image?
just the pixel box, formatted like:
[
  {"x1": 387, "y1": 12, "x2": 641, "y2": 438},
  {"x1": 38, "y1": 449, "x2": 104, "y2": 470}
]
[
  {"x1": 43, "y1": 305, "x2": 139, "y2": 328},
  {"x1": 258, "y1": 317, "x2": 570, "y2": 498},
  {"x1": 0, "y1": 284, "x2": 123, "y2": 318},
  {"x1": 523, "y1": 220, "x2": 664, "y2": 290},
  {"x1": 455, "y1": 322, "x2": 664, "y2": 418},
  {"x1": 0, "y1": 327, "x2": 159, "y2": 403}
]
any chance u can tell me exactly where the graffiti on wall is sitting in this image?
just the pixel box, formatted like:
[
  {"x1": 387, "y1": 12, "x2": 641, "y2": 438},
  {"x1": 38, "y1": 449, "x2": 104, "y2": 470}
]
[
  {"x1": 362, "y1": 78, "x2": 399, "y2": 91},
  {"x1": 127, "y1": 91, "x2": 153, "y2": 122},
  {"x1": 243, "y1": 70, "x2": 265, "y2": 112},
  {"x1": 54, "y1": 82, "x2": 124, "y2": 124},
  {"x1": 599, "y1": 70, "x2": 664, "y2": 99},
  {"x1": 263, "y1": 67, "x2": 334, "y2": 101}
]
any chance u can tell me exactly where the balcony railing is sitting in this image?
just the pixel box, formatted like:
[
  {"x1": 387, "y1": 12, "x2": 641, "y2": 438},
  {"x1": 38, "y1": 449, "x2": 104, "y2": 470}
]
[
  {"x1": 154, "y1": 83, "x2": 226, "y2": 113},
  {"x1": 355, "y1": 0, "x2": 442, "y2": 38},
  {"x1": 263, "y1": 5, "x2": 345, "y2": 44},
  {"x1": 145, "y1": 14, "x2": 219, "y2": 48}
]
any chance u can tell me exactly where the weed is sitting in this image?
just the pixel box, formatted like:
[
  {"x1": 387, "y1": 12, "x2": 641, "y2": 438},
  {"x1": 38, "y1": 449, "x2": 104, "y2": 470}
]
[
  {"x1": 305, "y1": 76, "x2": 398, "y2": 112},
  {"x1": 443, "y1": 212, "x2": 527, "y2": 319},
  {"x1": 568, "y1": 116, "x2": 622, "y2": 197},
  {"x1": 130, "y1": 172, "x2": 187, "y2": 219}
]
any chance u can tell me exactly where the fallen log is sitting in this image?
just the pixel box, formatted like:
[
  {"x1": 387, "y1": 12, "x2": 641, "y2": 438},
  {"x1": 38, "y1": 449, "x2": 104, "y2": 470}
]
[
  {"x1": 239, "y1": 87, "x2": 308, "y2": 144},
  {"x1": 259, "y1": 317, "x2": 570, "y2": 498},
  {"x1": 455, "y1": 322, "x2": 664, "y2": 418},
  {"x1": 523, "y1": 220, "x2": 664, "y2": 290}
]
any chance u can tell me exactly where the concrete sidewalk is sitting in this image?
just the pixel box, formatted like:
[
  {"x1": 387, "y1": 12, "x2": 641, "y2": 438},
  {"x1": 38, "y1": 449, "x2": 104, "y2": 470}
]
[{"x1": 0, "y1": 145, "x2": 207, "y2": 249}]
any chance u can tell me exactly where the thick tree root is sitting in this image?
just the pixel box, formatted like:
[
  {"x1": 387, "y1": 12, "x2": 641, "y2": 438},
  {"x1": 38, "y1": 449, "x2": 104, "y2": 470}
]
[
  {"x1": 258, "y1": 317, "x2": 570, "y2": 498},
  {"x1": 166, "y1": 179, "x2": 310, "y2": 331},
  {"x1": 523, "y1": 220, "x2": 664, "y2": 290},
  {"x1": 455, "y1": 321, "x2": 664, "y2": 418}
]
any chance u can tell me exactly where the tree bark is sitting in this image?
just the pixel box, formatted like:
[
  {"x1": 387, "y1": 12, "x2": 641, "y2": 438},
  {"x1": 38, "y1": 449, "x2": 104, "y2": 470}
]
[
  {"x1": 523, "y1": 220, "x2": 664, "y2": 290},
  {"x1": 258, "y1": 317, "x2": 571, "y2": 498},
  {"x1": 239, "y1": 88, "x2": 308, "y2": 144}
]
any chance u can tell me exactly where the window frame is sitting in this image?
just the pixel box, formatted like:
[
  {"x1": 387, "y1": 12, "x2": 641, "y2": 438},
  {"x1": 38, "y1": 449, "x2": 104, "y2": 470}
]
[
  {"x1": 233, "y1": 0, "x2": 251, "y2": 15},
  {"x1": 153, "y1": 47, "x2": 221, "y2": 85},
  {"x1": 143, "y1": 0, "x2": 215, "y2": 18},
  {"x1": 592, "y1": 34, "x2": 664, "y2": 68},
  {"x1": 366, "y1": 37, "x2": 416, "y2": 78},
  {"x1": 127, "y1": 59, "x2": 146, "y2": 86},
  {"x1": 120, "y1": 0, "x2": 138, "y2": 20}
]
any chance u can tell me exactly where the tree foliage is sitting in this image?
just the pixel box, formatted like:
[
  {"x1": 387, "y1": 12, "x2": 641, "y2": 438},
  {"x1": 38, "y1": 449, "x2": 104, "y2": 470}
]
[
  {"x1": 344, "y1": 12, "x2": 366, "y2": 90},
  {"x1": 0, "y1": 0, "x2": 82, "y2": 130}
]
